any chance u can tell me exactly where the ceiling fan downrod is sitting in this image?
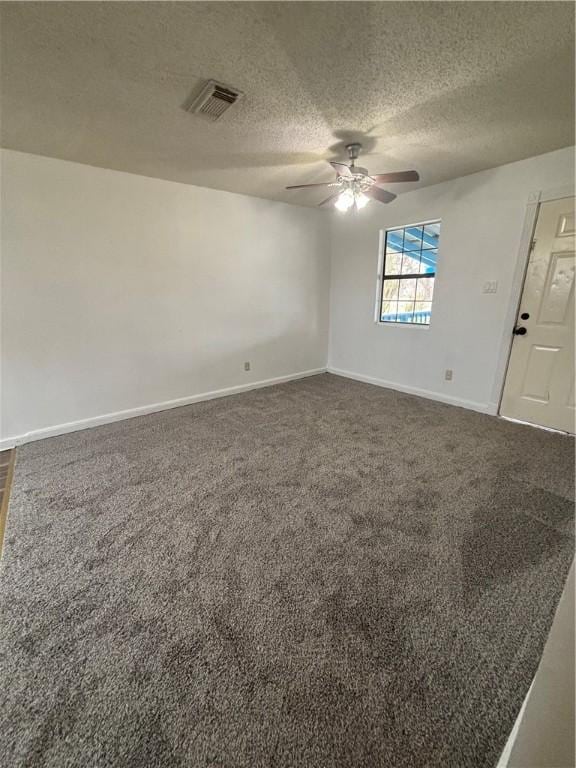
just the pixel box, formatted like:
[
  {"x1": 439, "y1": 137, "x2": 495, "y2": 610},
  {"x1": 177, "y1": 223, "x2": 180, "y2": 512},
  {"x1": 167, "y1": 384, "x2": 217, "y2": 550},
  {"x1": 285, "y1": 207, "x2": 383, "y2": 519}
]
[{"x1": 346, "y1": 142, "x2": 362, "y2": 168}]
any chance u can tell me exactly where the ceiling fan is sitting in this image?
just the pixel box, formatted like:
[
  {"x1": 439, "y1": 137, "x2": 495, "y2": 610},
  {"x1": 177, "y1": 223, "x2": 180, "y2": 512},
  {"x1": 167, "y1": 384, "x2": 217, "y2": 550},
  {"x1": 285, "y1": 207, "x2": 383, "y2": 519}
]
[{"x1": 286, "y1": 143, "x2": 419, "y2": 212}]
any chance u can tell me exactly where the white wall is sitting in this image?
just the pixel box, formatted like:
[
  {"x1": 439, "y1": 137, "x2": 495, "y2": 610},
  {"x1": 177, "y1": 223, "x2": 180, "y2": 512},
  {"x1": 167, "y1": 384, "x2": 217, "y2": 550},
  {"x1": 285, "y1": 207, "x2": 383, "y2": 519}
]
[
  {"x1": 328, "y1": 146, "x2": 575, "y2": 413},
  {"x1": 0, "y1": 150, "x2": 330, "y2": 442},
  {"x1": 2, "y1": 146, "x2": 574, "y2": 444}
]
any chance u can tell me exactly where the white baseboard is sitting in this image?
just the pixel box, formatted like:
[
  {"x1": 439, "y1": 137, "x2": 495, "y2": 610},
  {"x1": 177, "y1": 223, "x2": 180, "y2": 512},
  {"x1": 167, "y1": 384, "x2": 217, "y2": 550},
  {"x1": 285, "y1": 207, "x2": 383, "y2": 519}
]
[
  {"x1": 0, "y1": 367, "x2": 327, "y2": 450},
  {"x1": 328, "y1": 367, "x2": 497, "y2": 416},
  {"x1": 496, "y1": 680, "x2": 534, "y2": 768}
]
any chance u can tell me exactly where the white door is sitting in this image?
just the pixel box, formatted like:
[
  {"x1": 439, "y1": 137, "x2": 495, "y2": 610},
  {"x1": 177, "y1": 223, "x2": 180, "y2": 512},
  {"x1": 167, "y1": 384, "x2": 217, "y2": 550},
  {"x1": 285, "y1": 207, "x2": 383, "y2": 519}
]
[{"x1": 500, "y1": 197, "x2": 575, "y2": 434}]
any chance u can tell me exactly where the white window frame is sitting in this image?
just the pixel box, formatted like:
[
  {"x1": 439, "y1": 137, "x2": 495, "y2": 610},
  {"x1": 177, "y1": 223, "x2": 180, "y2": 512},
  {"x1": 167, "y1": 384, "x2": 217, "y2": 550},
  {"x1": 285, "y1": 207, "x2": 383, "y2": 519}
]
[{"x1": 374, "y1": 218, "x2": 441, "y2": 329}]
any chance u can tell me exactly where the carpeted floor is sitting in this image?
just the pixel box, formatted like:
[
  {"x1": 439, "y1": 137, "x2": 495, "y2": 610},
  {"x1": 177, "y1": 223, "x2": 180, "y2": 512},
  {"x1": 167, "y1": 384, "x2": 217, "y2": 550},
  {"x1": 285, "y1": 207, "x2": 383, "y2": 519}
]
[{"x1": 0, "y1": 373, "x2": 574, "y2": 768}]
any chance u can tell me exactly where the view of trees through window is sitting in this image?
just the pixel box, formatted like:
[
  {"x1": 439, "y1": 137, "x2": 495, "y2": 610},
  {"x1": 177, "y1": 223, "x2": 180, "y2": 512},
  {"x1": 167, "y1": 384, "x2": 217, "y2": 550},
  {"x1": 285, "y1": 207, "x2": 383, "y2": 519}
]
[{"x1": 379, "y1": 221, "x2": 441, "y2": 325}]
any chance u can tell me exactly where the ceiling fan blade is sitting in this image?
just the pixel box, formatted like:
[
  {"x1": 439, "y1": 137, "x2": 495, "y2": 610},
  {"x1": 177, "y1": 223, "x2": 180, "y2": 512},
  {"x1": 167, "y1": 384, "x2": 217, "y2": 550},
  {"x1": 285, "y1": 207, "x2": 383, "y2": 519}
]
[
  {"x1": 329, "y1": 161, "x2": 352, "y2": 177},
  {"x1": 371, "y1": 170, "x2": 420, "y2": 184},
  {"x1": 366, "y1": 186, "x2": 397, "y2": 204},
  {"x1": 285, "y1": 182, "x2": 335, "y2": 190},
  {"x1": 318, "y1": 192, "x2": 341, "y2": 207}
]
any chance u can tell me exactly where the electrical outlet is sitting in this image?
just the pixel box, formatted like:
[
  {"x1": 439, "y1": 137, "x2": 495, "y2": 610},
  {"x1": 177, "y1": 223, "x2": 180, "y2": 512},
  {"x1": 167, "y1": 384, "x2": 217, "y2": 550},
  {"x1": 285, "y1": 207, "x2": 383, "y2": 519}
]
[
  {"x1": 445, "y1": 369, "x2": 453, "y2": 381},
  {"x1": 244, "y1": 361, "x2": 250, "y2": 372},
  {"x1": 483, "y1": 281, "x2": 498, "y2": 294}
]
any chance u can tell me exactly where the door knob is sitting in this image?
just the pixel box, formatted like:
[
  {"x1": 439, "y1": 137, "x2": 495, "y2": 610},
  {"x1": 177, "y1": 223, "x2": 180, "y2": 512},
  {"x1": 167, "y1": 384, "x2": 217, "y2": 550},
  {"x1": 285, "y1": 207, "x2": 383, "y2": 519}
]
[{"x1": 513, "y1": 326, "x2": 527, "y2": 336}]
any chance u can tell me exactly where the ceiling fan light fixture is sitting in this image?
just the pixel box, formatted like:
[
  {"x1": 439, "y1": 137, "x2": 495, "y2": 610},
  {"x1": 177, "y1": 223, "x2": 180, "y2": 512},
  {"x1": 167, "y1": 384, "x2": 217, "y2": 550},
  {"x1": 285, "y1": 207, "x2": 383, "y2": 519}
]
[
  {"x1": 335, "y1": 188, "x2": 355, "y2": 212},
  {"x1": 335, "y1": 186, "x2": 370, "y2": 212}
]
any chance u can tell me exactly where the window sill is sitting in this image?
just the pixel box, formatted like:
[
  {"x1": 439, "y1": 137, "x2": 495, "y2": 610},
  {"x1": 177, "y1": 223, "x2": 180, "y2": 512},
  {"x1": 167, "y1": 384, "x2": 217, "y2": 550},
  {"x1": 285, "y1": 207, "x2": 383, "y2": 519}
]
[{"x1": 375, "y1": 320, "x2": 431, "y2": 330}]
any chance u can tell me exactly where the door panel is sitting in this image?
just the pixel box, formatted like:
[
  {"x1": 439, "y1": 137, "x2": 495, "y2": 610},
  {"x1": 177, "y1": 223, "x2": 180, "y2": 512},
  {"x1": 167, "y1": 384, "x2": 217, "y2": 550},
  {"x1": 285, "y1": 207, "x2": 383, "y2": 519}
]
[
  {"x1": 500, "y1": 197, "x2": 575, "y2": 433},
  {"x1": 538, "y1": 253, "x2": 575, "y2": 324},
  {"x1": 521, "y1": 345, "x2": 560, "y2": 403}
]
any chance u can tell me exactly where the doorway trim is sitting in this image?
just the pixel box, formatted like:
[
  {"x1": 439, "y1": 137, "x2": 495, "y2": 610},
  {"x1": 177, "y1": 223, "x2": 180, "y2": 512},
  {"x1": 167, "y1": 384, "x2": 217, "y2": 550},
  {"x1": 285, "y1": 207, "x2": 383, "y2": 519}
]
[{"x1": 493, "y1": 184, "x2": 575, "y2": 417}]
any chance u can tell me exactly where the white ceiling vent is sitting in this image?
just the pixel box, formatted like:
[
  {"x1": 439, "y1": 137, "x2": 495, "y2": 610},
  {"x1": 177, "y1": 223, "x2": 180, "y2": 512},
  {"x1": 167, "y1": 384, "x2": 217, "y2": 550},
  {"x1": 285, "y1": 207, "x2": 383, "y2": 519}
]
[{"x1": 186, "y1": 80, "x2": 244, "y2": 121}]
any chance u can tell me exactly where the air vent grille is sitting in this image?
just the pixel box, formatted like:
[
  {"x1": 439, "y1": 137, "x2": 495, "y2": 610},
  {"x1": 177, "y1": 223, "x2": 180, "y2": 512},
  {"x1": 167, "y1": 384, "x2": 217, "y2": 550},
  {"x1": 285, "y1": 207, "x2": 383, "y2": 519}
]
[{"x1": 186, "y1": 80, "x2": 244, "y2": 121}]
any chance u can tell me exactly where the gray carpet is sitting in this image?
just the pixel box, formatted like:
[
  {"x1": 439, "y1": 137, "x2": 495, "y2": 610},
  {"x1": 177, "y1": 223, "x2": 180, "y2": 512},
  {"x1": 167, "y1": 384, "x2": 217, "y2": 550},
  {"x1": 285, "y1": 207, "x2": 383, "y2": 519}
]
[{"x1": 0, "y1": 373, "x2": 574, "y2": 768}]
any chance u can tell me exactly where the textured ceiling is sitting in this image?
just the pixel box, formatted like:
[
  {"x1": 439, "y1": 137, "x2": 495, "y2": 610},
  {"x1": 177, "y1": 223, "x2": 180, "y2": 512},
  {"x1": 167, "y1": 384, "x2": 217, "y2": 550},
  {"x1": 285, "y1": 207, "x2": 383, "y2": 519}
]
[{"x1": 1, "y1": 2, "x2": 574, "y2": 206}]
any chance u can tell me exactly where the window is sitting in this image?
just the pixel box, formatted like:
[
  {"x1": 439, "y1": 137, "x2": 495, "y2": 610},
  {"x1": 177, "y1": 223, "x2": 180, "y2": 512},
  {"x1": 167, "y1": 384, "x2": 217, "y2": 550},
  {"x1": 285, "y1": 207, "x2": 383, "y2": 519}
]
[{"x1": 378, "y1": 221, "x2": 441, "y2": 325}]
